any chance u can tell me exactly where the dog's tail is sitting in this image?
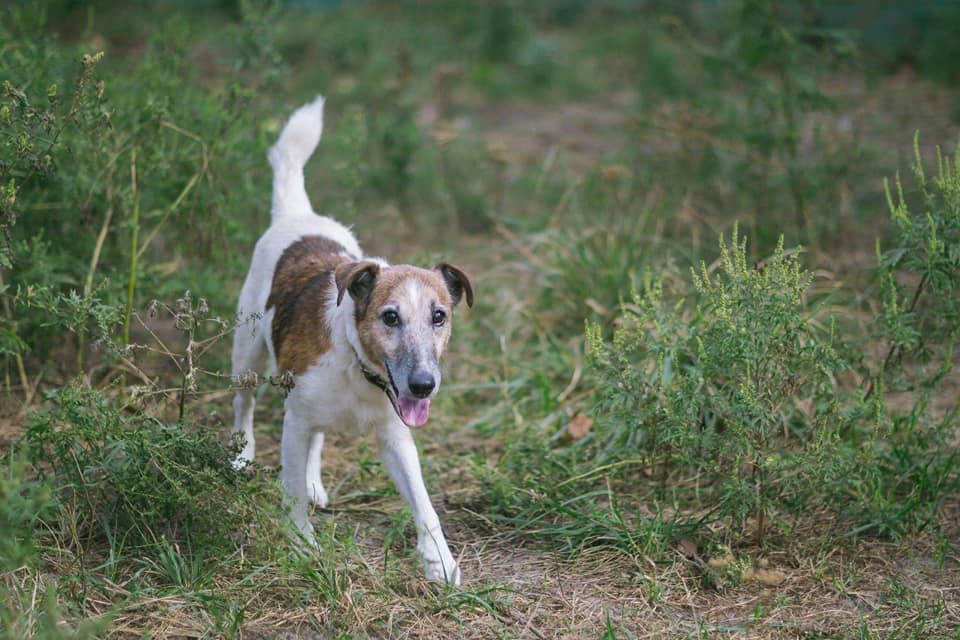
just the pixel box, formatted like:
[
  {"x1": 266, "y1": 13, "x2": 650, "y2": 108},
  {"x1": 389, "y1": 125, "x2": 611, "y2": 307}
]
[{"x1": 268, "y1": 95, "x2": 325, "y2": 222}]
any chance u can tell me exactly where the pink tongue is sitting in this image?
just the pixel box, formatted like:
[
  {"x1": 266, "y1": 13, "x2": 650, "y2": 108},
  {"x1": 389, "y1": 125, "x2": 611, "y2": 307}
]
[{"x1": 398, "y1": 396, "x2": 431, "y2": 427}]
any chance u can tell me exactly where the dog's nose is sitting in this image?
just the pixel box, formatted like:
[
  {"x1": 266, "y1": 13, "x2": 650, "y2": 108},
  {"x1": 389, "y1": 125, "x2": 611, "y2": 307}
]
[{"x1": 408, "y1": 372, "x2": 436, "y2": 398}]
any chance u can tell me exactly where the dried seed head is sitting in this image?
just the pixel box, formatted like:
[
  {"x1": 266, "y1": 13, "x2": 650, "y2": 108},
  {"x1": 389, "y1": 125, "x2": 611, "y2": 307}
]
[
  {"x1": 177, "y1": 290, "x2": 192, "y2": 313},
  {"x1": 234, "y1": 370, "x2": 260, "y2": 389},
  {"x1": 270, "y1": 370, "x2": 296, "y2": 396}
]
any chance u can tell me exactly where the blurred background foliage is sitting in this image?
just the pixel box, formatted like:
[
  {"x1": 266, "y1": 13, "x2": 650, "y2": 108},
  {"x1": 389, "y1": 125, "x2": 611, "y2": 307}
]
[{"x1": 2, "y1": 0, "x2": 959, "y2": 371}]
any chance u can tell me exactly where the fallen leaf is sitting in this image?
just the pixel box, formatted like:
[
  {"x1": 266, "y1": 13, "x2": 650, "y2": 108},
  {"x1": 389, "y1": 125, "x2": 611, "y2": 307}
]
[
  {"x1": 708, "y1": 554, "x2": 734, "y2": 570},
  {"x1": 743, "y1": 567, "x2": 787, "y2": 586},
  {"x1": 677, "y1": 539, "x2": 698, "y2": 558},
  {"x1": 568, "y1": 413, "x2": 593, "y2": 440}
]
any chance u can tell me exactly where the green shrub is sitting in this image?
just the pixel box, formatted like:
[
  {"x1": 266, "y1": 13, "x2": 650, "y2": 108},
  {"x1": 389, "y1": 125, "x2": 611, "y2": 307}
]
[
  {"x1": 575, "y1": 142, "x2": 960, "y2": 544},
  {"x1": 587, "y1": 228, "x2": 848, "y2": 541},
  {"x1": 18, "y1": 383, "x2": 288, "y2": 556},
  {"x1": 874, "y1": 135, "x2": 960, "y2": 393},
  {"x1": 0, "y1": 5, "x2": 282, "y2": 376},
  {"x1": 0, "y1": 451, "x2": 54, "y2": 572},
  {"x1": 503, "y1": 138, "x2": 960, "y2": 551},
  {"x1": 846, "y1": 135, "x2": 960, "y2": 537},
  {"x1": 0, "y1": 450, "x2": 108, "y2": 639}
]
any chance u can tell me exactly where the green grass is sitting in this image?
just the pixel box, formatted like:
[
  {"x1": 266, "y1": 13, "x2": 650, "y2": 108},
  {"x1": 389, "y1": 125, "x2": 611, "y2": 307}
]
[{"x1": 1, "y1": 1, "x2": 960, "y2": 637}]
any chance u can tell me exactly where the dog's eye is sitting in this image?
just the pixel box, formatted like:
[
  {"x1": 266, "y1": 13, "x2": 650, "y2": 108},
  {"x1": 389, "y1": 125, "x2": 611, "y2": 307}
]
[
  {"x1": 432, "y1": 309, "x2": 446, "y2": 327},
  {"x1": 381, "y1": 310, "x2": 400, "y2": 327}
]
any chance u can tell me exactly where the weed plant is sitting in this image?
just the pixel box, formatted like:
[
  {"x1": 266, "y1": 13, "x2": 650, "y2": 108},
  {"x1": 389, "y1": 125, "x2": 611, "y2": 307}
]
[
  {"x1": 845, "y1": 137, "x2": 960, "y2": 538},
  {"x1": 0, "y1": 5, "x2": 282, "y2": 379},
  {"x1": 586, "y1": 229, "x2": 849, "y2": 543},
  {"x1": 19, "y1": 384, "x2": 286, "y2": 554},
  {"x1": 481, "y1": 142, "x2": 959, "y2": 558},
  {"x1": 574, "y1": 151, "x2": 958, "y2": 548},
  {"x1": 874, "y1": 135, "x2": 960, "y2": 395}
]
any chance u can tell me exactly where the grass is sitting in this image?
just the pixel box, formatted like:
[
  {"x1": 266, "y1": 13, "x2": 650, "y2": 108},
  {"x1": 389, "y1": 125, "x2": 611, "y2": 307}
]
[{"x1": 2, "y1": 1, "x2": 960, "y2": 638}]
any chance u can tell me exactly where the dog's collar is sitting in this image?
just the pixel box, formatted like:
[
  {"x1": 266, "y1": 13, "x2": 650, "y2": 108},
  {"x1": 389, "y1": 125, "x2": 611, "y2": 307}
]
[
  {"x1": 352, "y1": 347, "x2": 402, "y2": 420},
  {"x1": 358, "y1": 358, "x2": 387, "y2": 392}
]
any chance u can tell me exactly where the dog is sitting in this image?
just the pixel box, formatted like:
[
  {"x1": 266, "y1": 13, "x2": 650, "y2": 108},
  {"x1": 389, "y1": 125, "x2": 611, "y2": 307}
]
[{"x1": 230, "y1": 96, "x2": 471, "y2": 585}]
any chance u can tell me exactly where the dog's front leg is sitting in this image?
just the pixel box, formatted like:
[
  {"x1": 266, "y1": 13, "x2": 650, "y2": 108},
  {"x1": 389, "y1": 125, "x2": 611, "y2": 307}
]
[
  {"x1": 280, "y1": 410, "x2": 316, "y2": 546},
  {"x1": 377, "y1": 424, "x2": 460, "y2": 585},
  {"x1": 305, "y1": 431, "x2": 329, "y2": 508}
]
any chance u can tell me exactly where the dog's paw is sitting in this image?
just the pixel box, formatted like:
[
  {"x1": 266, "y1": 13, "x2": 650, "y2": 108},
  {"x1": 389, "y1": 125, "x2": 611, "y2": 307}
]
[
  {"x1": 308, "y1": 479, "x2": 329, "y2": 509},
  {"x1": 289, "y1": 518, "x2": 319, "y2": 552},
  {"x1": 423, "y1": 555, "x2": 461, "y2": 586},
  {"x1": 291, "y1": 531, "x2": 320, "y2": 555},
  {"x1": 232, "y1": 443, "x2": 255, "y2": 471},
  {"x1": 417, "y1": 526, "x2": 460, "y2": 585}
]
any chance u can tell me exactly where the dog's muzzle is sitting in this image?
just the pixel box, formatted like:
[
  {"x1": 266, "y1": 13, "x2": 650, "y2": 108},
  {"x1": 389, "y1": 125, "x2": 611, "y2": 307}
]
[{"x1": 354, "y1": 351, "x2": 432, "y2": 428}]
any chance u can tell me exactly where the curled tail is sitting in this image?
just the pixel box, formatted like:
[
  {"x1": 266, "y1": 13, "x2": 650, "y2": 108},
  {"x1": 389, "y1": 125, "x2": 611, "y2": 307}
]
[{"x1": 268, "y1": 95, "x2": 325, "y2": 222}]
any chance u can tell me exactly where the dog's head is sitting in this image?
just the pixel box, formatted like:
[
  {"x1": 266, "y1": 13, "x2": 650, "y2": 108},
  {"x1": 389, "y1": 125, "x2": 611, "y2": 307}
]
[{"x1": 335, "y1": 261, "x2": 473, "y2": 427}]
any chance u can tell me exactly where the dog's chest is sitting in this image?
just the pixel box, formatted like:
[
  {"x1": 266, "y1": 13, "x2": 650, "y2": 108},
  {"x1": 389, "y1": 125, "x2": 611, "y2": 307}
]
[{"x1": 286, "y1": 352, "x2": 396, "y2": 434}]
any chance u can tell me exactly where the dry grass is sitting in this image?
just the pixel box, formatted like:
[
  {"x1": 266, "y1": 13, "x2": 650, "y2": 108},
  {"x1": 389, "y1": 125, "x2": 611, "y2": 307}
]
[
  {"x1": 38, "y1": 387, "x2": 941, "y2": 640},
  {"x1": 38, "y1": 437, "x2": 958, "y2": 638},
  {"x1": 7, "y1": 365, "x2": 958, "y2": 639}
]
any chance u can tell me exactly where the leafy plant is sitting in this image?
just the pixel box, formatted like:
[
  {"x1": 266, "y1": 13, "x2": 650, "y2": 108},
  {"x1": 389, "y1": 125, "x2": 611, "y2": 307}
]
[
  {"x1": 872, "y1": 134, "x2": 960, "y2": 396},
  {"x1": 0, "y1": 5, "x2": 282, "y2": 386},
  {"x1": 845, "y1": 135, "x2": 960, "y2": 537},
  {"x1": 587, "y1": 228, "x2": 847, "y2": 542},
  {"x1": 18, "y1": 383, "x2": 287, "y2": 555}
]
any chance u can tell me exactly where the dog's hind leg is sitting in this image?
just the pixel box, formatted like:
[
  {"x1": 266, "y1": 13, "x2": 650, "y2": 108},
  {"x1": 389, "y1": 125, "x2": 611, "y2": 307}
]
[
  {"x1": 231, "y1": 316, "x2": 267, "y2": 469},
  {"x1": 377, "y1": 423, "x2": 460, "y2": 585},
  {"x1": 306, "y1": 432, "x2": 329, "y2": 508}
]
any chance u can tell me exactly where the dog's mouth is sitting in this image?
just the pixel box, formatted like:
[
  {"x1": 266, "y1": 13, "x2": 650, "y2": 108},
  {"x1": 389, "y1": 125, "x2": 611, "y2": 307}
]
[
  {"x1": 383, "y1": 363, "x2": 431, "y2": 428},
  {"x1": 397, "y1": 394, "x2": 431, "y2": 428}
]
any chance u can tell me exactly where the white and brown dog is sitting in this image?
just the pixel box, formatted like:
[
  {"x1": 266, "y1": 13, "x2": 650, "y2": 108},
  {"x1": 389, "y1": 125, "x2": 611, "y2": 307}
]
[{"x1": 231, "y1": 96, "x2": 471, "y2": 584}]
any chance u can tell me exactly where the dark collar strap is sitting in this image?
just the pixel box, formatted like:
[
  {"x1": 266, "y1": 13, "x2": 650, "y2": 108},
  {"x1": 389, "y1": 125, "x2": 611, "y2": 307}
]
[
  {"x1": 353, "y1": 347, "x2": 389, "y2": 392},
  {"x1": 360, "y1": 360, "x2": 388, "y2": 392},
  {"x1": 352, "y1": 347, "x2": 402, "y2": 421}
]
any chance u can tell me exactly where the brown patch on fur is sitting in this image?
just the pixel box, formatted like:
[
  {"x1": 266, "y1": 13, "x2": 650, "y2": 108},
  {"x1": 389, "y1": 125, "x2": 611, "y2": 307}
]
[
  {"x1": 355, "y1": 266, "x2": 455, "y2": 366},
  {"x1": 267, "y1": 236, "x2": 353, "y2": 375}
]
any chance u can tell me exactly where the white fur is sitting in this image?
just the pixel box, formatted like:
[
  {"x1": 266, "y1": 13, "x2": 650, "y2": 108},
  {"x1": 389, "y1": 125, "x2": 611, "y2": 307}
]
[
  {"x1": 231, "y1": 97, "x2": 460, "y2": 585},
  {"x1": 269, "y1": 95, "x2": 325, "y2": 221}
]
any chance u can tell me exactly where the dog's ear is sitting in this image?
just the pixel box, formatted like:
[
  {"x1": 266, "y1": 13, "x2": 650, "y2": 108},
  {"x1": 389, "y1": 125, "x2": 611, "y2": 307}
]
[
  {"x1": 435, "y1": 263, "x2": 474, "y2": 308},
  {"x1": 335, "y1": 261, "x2": 381, "y2": 314}
]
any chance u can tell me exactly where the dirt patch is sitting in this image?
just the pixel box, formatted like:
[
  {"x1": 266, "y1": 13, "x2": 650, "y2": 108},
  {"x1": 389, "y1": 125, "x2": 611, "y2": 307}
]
[{"x1": 418, "y1": 91, "x2": 635, "y2": 178}]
